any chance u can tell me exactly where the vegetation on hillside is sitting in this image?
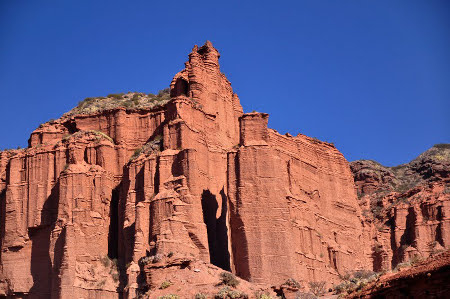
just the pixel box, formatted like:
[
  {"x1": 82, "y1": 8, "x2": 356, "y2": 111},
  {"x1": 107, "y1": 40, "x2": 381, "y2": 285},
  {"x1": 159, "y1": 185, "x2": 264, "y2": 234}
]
[{"x1": 64, "y1": 88, "x2": 170, "y2": 117}]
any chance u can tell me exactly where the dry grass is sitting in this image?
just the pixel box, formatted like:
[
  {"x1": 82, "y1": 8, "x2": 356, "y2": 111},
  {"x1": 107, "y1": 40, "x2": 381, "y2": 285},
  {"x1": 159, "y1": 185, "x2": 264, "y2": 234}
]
[{"x1": 65, "y1": 89, "x2": 170, "y2": 117}]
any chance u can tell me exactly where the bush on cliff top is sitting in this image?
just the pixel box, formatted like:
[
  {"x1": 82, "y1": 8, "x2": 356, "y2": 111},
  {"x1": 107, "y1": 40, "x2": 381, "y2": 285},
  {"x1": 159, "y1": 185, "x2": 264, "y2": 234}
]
[{"x1": 65, "y1": 89, "x2": 170, "y2": 117}]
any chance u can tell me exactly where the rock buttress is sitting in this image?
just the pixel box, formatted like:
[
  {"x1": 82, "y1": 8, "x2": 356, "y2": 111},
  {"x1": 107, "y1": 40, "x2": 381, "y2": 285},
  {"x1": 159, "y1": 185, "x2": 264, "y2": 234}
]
[{"x1": 227, "y1": 113, "x2": 370, "y2": 285}]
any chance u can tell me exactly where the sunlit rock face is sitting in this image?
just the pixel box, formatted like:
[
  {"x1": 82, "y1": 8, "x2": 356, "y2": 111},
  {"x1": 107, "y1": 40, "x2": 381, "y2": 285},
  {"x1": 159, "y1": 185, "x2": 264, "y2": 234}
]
[{"x1": 1, "y1": 41, "x2": 421, "y2": 298}]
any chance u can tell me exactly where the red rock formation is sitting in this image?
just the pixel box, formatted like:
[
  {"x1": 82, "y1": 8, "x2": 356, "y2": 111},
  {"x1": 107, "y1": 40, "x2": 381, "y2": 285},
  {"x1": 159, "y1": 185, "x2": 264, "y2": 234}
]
[
  {"x1": 228, "y1": 113, "x2": 368, "y2": 285},
  {"x1": 350, "y1": 144, "x2": 450, "y2": 273},
  {"x1": 5, "y1": 41, "x2": 441, "y2": 298}
]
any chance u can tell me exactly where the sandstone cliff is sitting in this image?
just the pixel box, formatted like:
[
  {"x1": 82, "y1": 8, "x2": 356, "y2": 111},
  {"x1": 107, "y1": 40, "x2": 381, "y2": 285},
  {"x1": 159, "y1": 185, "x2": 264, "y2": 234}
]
[
  {"x1": 1, "y1": 41, "x2": 446, "y2": 298},
  {"x1": 350, "y1": 144, "x2": 450, "y2": 272}
]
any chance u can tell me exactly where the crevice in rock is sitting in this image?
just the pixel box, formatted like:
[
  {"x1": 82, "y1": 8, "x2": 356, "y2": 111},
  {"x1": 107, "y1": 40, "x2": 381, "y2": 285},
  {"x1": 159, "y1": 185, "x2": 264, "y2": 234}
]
[
  {"x1": 108, "y1": 187, "x2": 119, "y2": 259},
  {"x1": 402, "y1": 207, "x2": 417, "y2": 247},
  {"x1": 201, "y1": 189, "x2": 231, "y2": 271},
  {"x1": 436, "y1": 206, "x2": 444, "y2": 246},
  {"x1": 51, "y1": 226, "x2": 66, "y2": 298},
  {"x1": 135, "y1": 166, "x2": 145, "y2": 203},
  {"x1": 84, "y1": 148, "x2": 89, "y2": 164},
  {"x1": 328, "y1": 248, "x2": 338, "y2": 271},
  {"x1": 389, "y1": 213, "x2": 399, "y2": 268},
  {"x1": 29, "y1": 226, "x2": 52, "y2": 297},
  {"x1": 154, "y1": 157, "x2": 160, "y2": 195}
]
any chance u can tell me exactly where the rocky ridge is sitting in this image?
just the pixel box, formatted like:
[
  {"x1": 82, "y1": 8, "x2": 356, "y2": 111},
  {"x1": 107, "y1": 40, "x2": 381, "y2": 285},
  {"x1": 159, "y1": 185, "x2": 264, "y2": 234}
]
[{"x1": 350, "y1": 144, "x2": 450, "y2": 273}]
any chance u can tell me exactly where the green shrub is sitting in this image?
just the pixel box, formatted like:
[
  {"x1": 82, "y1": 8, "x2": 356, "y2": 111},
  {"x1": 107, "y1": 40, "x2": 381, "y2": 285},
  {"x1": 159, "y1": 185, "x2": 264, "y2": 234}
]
[
  {"x1": 283, "y1": 278, "x2": 301, "y2": 289},
  {"x1": 100, "y1": 255, "x2": 111, "y2": 267},
  {"x1": 62, "y1": 130, "x2": 114, "y2": 144},
  {"x1": 90, "y1": 130, "x2": 114, "y2": 143},
  {"x1": 215, "y1": 287, "x2": 247, "y2": 299},
  {"x1": 255, "y1": 291, "x2": 273, "y2": 299},
  {"x1": 138, "y1": 254, "x2": 163, "y2": 266},
  {"x1": 131, "y1": 147, "x2": 143, "y2": 160},
  {"x1": 195, "y1": 293, "x2": 207, "y2": 299},
  {"x1": 334, "y1": 270, "x2": 379, "y2": 295},
  {"x1": 129, "y1": 137, "x2": 163, "y2": 161},
  {"x1": 410, "y1": 254, "x2": 423, "y2": 266},
  {"x1": 352, "y1": 270, "x2": 376, "y2": 280},
  {"x1": 158, "y1": 88, "x2": 170, "y2": 96},
  {"x1": 220, "y1": 272, "x2": 239, "y2": 287},
  {"x1": 434, "y1": 143, "x2": 450, "y2": 149},
  {"x1": 157, "y1": 295, "x2": 179, "y2": 299},
  {"x1": 66, "y1": 89, "x2": 172, "y2": 117},
  {"x1": 308, "y1": 281, "x2": 326, "y2": 296},
  {"x1": 107, "y1": 93, "x2": 125, "y2": 99},
  {"x1": 296, "y1": 292, "x2": 317, "y2": 299},
  {"x1": 160, "y1": 281, "x2": 172, "y2": 289}
]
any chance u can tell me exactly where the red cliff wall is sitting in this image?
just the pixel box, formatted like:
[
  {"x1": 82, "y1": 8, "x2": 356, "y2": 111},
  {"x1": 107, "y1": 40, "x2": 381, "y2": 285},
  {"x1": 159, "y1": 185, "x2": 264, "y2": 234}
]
[
  {"x1": 350, "y1": 146, "x2": 450, "y2": 273},
  {"x1": 228, "y1": 113, "x2": 369, "y2": 285},
  {"x1": 0, "y1": 41, "x2": 377, "y2": 298}
]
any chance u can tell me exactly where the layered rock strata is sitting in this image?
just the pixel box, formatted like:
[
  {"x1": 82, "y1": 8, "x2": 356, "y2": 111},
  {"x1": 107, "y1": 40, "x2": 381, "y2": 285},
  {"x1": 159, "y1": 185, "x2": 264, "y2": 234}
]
[
  {"x1": 351, "y1": 144, "x2": 450, "y2": 272},
  {"x1": 0, "y1": 41, "x2": 384, "y2": 298}
]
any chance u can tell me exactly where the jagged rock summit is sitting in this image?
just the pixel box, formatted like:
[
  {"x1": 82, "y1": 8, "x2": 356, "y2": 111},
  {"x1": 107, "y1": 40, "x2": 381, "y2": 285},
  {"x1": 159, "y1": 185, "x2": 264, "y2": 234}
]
[{"x1": 0, "y1": 42, "x2": 448, "y2": 298}]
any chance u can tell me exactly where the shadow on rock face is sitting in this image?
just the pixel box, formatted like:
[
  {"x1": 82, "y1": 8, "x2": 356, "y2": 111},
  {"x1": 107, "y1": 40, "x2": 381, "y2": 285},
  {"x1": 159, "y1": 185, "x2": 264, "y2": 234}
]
[{"x1": 201, "y1": 188, "x2": 231, "y2": 271}]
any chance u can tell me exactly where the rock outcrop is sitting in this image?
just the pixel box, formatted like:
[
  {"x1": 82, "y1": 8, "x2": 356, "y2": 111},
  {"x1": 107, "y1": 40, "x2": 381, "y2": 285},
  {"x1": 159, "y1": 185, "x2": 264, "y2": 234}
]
[
  {"x1": 350, "y1": 144, "x2": 450, "y2": 272},
  {"x1": 1, "y1": 41, "x2": 447, "y2": 298},
  {"x1": 348, "y1": 250, "x2": 450, "y2": 298}
]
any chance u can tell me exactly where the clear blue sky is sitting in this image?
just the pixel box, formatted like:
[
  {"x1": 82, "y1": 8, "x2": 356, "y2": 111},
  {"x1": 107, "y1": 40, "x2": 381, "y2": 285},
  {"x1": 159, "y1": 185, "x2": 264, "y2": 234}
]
[{"x1": 1, "y1": 0, "x2": 449, "y2": 166}]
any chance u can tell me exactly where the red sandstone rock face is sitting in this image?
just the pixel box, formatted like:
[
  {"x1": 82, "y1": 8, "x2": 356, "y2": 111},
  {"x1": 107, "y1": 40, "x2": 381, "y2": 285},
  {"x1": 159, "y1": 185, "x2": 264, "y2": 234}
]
[
  {"x1": 228, "y1": 113, "x2": 368, "y2": 285},
  {"x1": 0, "y1": 41, "x2": 415, "y2": 298},
  {"x1": 350, "y1": 144, "x2": 450, "y2": 273}
]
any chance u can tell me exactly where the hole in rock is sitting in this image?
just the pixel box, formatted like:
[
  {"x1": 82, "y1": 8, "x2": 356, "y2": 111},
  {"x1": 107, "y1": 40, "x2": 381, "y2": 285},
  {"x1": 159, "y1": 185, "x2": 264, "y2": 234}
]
[
  {"x1": 108, "y1": 187, "x2": 119, "y2": 259},
  {"x1": 201, "y1": 189, "x2": 231, "y2": 271},
  {"x1": 171, "y1": 78, "x2": 189, "y2": 97},
  {"x1": 63, "y1": 120, "x2": 78, "y2": 134}
]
